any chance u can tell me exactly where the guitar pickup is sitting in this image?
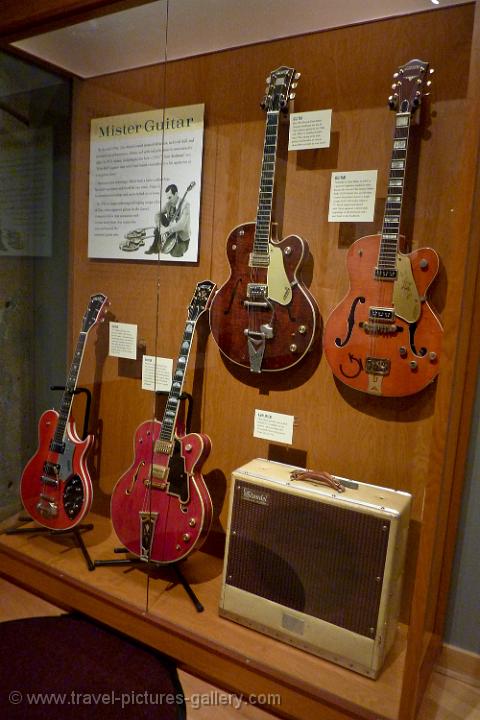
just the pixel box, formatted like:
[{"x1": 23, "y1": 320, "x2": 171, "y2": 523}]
[
  {"x1": 153, "y1": 439, "x2": 173, "y2": 455},
  {"x1": 374, "y1": 267, "x2": 397, "y2": 280},
  {"x1": 44, "y1": 461, "x2": 60, "y2": 476},
  {"x1": 369, "y1": 307, "x2": 395, "y2": 322},
  {"x1": 151, "y1": 464, "x2": 170, "y2": 484},
  {"x1": 246, "y1": 283, "x2": 267, "y2": 300},
  {"x1": 49, "y1": 441, "x2": 65, "y2": 454},
  {"x1": 365, "y1": 357, "x2": 391, "y2": 375}
]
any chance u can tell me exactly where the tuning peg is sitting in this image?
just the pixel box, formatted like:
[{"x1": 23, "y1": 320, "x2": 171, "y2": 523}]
[
  {"x1": 291, "y1": 82, "x2": 298, "y2": 89},
  {"x1": 429, "y1": 68, "x2": 435, "y2": 74},
  {"x1": 388, "y1": 94, "x2": 398, "y2": 109},
  {"x1": 426, "y1": 80, "x2": 432, "y2": 87},
  {"x1": 393, "y1": 72, "x2": 399, "y2": 79},
  {"x1": 294, "y1": 72, "x2": 301, "y2": 80},
  {"x1": 289, "y1": 92, "x2": 296, "y2": 101},
  {"x1": 266, "y1": 75, "x2": 271, "y2": 83}
]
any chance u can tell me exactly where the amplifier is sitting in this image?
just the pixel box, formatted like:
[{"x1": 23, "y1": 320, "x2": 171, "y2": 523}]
[{"x1": 219, "y1": 459, "x2": 411, "y2": 678}]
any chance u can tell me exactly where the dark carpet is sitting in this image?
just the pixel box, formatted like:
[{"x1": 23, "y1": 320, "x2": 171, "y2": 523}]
[{"x1": 0, "y1": 614, "x2": 186, "y2": 719}]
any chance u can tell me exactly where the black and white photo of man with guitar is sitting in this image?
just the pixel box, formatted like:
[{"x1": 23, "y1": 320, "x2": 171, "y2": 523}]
[{"x1": 145, "y1": 181, "x2": 195, "y2": 258}]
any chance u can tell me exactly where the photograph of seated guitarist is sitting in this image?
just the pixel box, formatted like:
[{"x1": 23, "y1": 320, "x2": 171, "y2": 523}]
[{"x1": 145, "y1": 182, "x2": 192, "y2": 258}]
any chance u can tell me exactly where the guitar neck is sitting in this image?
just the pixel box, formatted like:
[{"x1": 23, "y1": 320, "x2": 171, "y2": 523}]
[
  {"x1": 377, "y1": 112, "x2": 412, "y2": 278},
  {"x1": 252, "y1": 110, "x2": 280, "y2": 265},
  {"x1": 52, "y1": 331, "x2": 88, "y2": 448},
  {"x1": 157, "y1": 318, "x2": 197, "y2": 447}
]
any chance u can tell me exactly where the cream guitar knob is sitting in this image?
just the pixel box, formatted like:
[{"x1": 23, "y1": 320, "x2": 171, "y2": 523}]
[{"x1": 183, "y1": 533, "x2": 191, "y2": 543}]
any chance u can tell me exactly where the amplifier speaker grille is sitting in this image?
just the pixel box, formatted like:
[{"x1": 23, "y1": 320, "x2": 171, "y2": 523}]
[{"x1": 226, "y1": 481, "x2": 391, "y2": 638}]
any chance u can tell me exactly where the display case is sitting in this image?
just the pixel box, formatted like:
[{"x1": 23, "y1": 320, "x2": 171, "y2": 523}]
[{"x1": 1, "y1": 2, "x2": 480, "y2": 719}]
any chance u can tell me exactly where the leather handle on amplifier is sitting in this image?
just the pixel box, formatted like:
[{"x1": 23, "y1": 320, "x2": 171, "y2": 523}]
[{"x1": 290, "y1": 469, "x2": 345, "y2": 493}]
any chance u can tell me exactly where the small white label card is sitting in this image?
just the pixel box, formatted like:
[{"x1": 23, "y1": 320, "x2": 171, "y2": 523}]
[
  {"x1": 328, "y1": 169, "x2": 378, "y2": 223},
  {"x1": 288, "y1": 109, "x2": 332, "y2": 150},
  {"x1": 254, "y1": 409, "x2": 294, "y2": 445},
  {"x1": 141, "y1": 355, "x2": 173, "y2": 392},
  {"x1": 109, "y1": 322, "x2": 137, "y2": 359}
]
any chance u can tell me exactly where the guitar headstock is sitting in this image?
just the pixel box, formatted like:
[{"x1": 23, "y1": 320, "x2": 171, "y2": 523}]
[
  {"x1": 82, "y1": 293, "x2": 109, "y2": 333},
  {"x1": 388, "y1": 58, "x2": 433, "y2": 114},
  {"x1": 261, "y1": 66, "x2": 300, "y2": 114},
  {"x1": 188, "y1": 280, "x2": 216, "y2": 322}
]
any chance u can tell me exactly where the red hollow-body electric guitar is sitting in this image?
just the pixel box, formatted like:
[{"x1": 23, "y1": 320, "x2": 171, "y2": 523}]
[
  {"x1": 20, "y1": 293, "x2": 108, "y2": 529},
  {"x1": 209, "y1": 66, "x2": 319, "y2": 373},
  {"x1": 110, "y1": 280, "x2": 215, "y2": 564},
  {"x1": 323, "y1": 59, "x2": 443, "y2": 397}
]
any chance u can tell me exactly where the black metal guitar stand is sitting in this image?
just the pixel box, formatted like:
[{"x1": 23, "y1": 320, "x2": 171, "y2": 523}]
[
  {"x1": 94, "y1": 391, "x2": 204, "y2": 611},
  {"x1": 94, "y1": 549, "x2": 204, "y2": 613},
  {"x1": 6, "y1": 386, "x2": 96, "y2": 572}
]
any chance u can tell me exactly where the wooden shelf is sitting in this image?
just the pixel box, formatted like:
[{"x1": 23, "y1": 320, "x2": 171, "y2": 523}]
[{"x1": 0, "y1": 512, "x2": 407, "y2": 720}]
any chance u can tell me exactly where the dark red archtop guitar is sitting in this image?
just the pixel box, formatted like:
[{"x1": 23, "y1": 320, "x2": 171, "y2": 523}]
[
  {"x1": 110, "y1": 280, "x2": 215, "y2": 564},
  {"x1": 209, "y1": 66, "x2": 319, "y2": 373},
  {"x1": 20, "y1": 293, "x2": 108, "y2": 529},
  {"x1": 323, "y1": 59, "x2": 443, "y2": 397}
]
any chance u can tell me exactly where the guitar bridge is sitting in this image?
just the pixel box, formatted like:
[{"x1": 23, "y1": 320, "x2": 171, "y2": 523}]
[
  {"x1": 41, "y1": 475, "x2": 59, "y2": 488},
  {"x1": 36, "y1": 496, "x2": 58, "y2": 518}
]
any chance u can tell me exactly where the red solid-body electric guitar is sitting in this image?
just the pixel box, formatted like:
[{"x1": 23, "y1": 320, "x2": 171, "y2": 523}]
[
  {"x1": 209, "y1": 66, "x2": 319, "y2": 373},
  {"x1": 20, "y1": 293, "x2": 108, "y2": 529},
  {"x1": 110, "y1": 280, "x2": 215, "y2": 564},
  {"x1": 323, "y1": 59, "x2": 443, "y2": 397}
]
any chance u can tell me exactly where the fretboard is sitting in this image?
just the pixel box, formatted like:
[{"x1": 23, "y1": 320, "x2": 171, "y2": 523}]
[
  {"x1": 377, "y1": 112, "x2": 411, "y2": 276},
  {"x1": 53, "y1": 332, "x2": 87, "y2": 446},
  {"x1": 159, "y1": 319, "x2": 195, "y2": 442},
  {"x1": 252, "y1": 111, "x2": 280, "y2": 264}
]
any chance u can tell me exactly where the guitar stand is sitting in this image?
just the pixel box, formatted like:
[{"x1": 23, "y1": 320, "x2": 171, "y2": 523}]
[
  {"x1": 94, "y1": 548, "x2": 204, "y2": 613},
  {"x1": 6, "y1": 386, "x2": 96, "y2": 572},
  {"x1": 5, "y1": 520, "x2": 96, "y2": 572}
]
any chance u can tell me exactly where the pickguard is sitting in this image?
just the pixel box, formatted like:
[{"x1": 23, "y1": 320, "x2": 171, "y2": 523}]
[
  {"x1": 267, "y1": 243, "x2": 292, "y2": 305},
  {"x1": 393, "y1": 254, "x2": 421, "y2": 323},
  {"x1": 167, "y1": 440, "x2": 190, "y2": 504},
  {"x1": 55, "y1": 440, "x2": 75, "y2": 479}
]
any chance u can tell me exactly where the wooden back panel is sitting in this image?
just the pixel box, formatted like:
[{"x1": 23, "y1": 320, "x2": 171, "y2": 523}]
[{"x1": 68, "y1": 4, "x2": 474, "y2": 640}]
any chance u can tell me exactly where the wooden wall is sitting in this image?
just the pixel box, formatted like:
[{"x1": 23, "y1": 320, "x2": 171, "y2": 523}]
[{"x1": 69, "y1": 2, "x2": 474, "y2": 645}]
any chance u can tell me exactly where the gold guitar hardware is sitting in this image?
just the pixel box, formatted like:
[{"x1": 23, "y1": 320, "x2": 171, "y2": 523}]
[{"x1": 183, "y1": 533, "x2": 191, "y2": 542}]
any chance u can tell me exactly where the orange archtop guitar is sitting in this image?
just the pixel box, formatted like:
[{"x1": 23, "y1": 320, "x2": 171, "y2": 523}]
[{"x1": 323, "y1": 59, "x2": 443, "y2": 397}]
